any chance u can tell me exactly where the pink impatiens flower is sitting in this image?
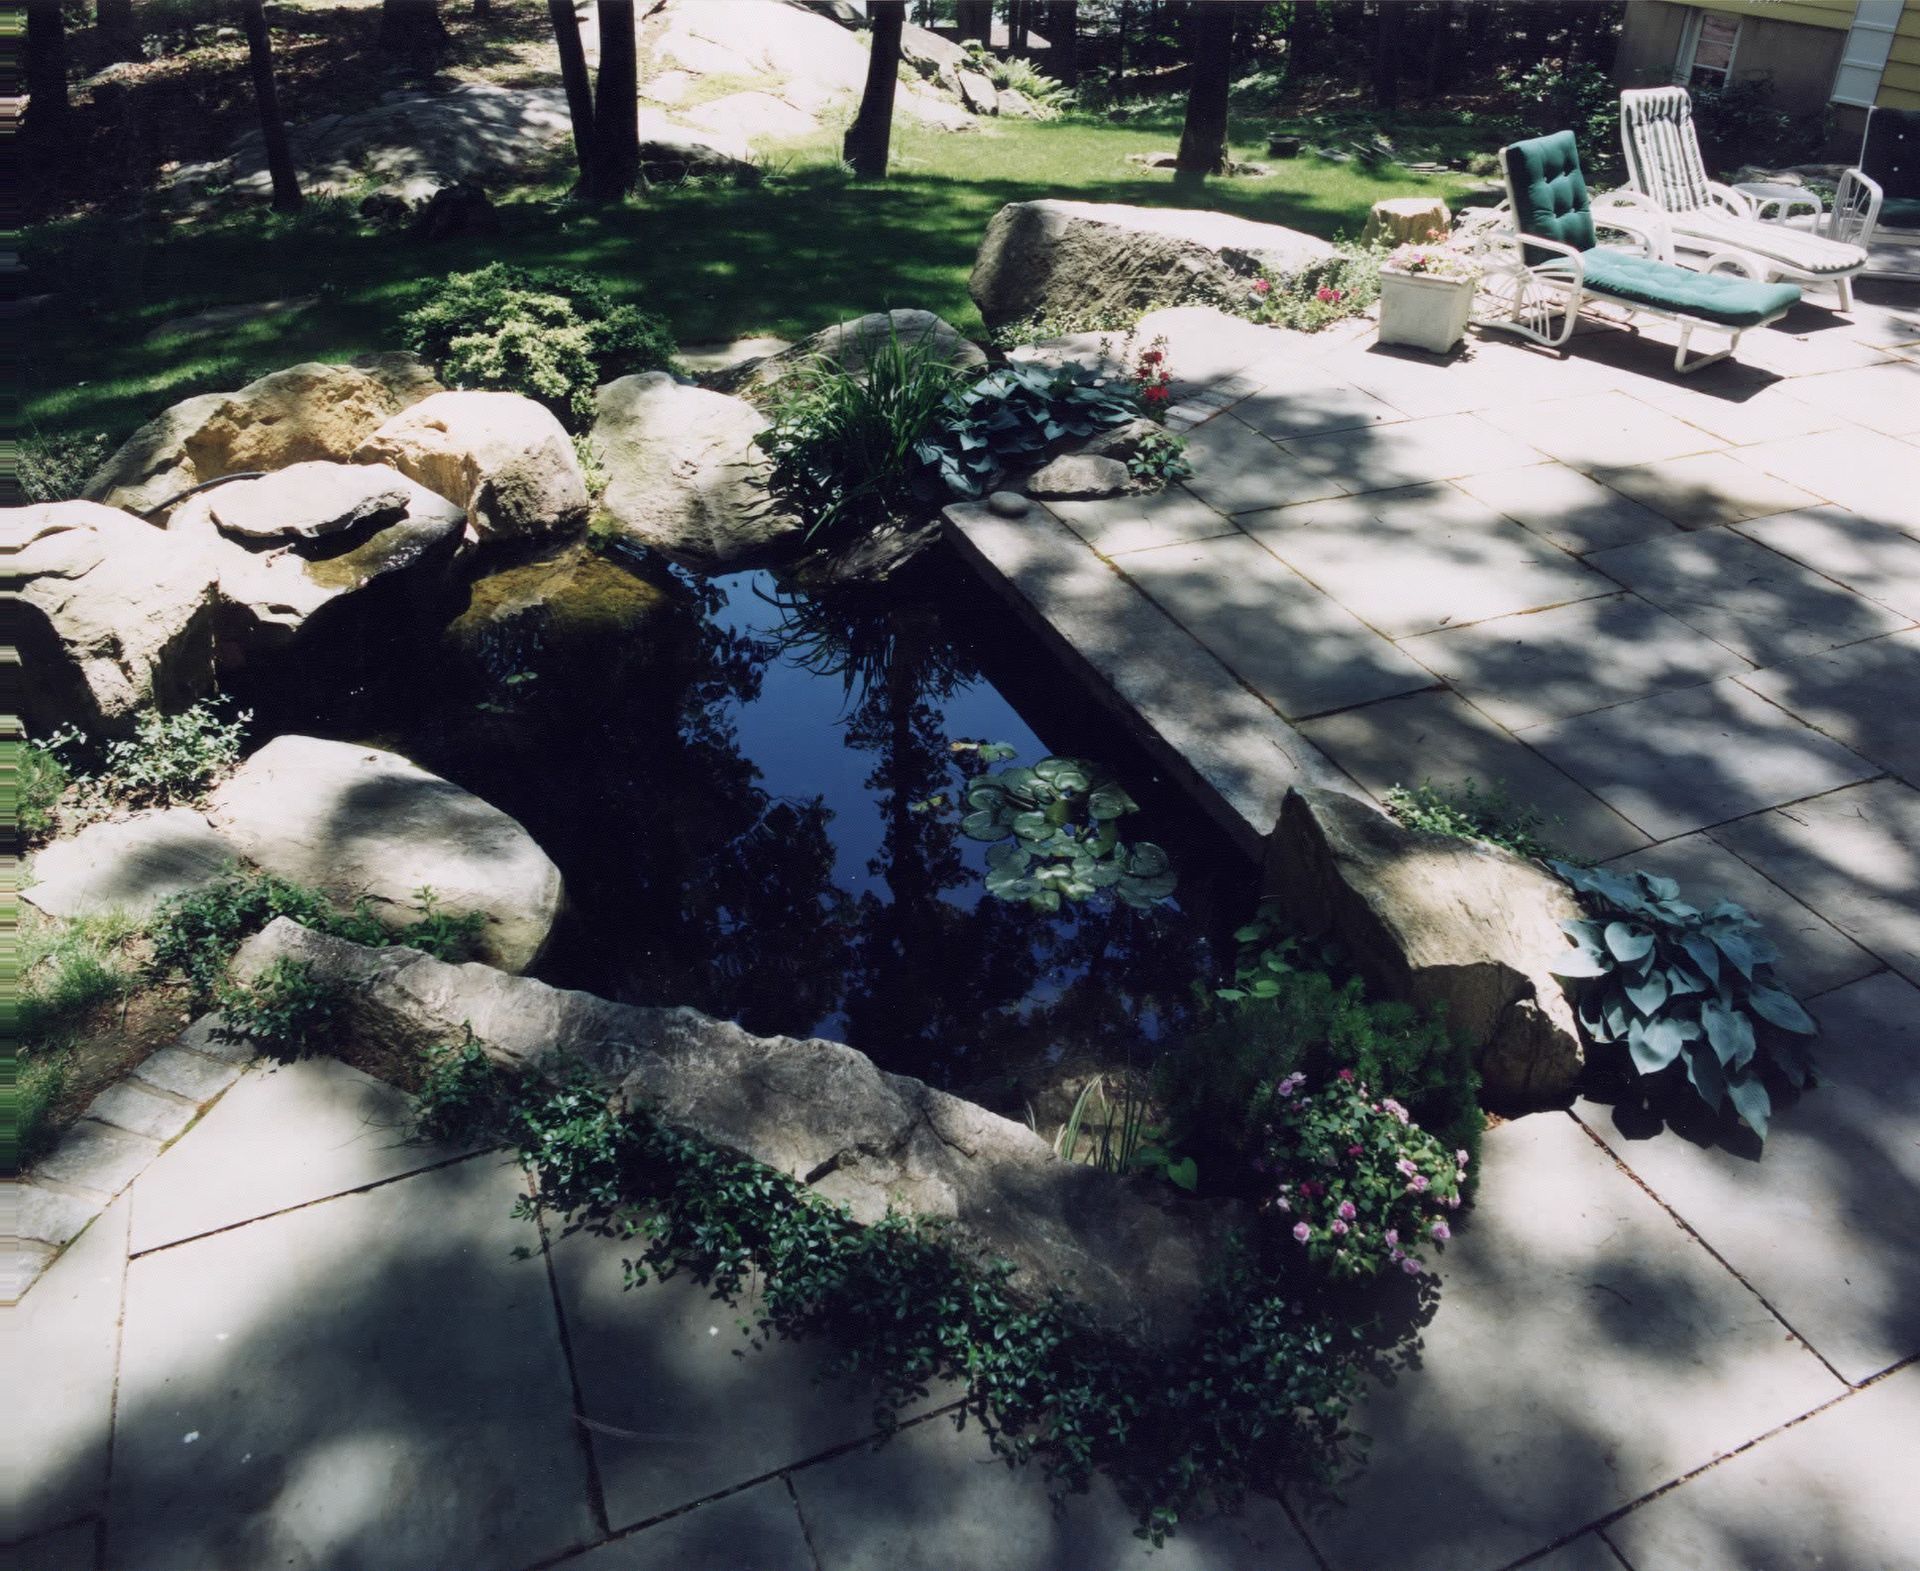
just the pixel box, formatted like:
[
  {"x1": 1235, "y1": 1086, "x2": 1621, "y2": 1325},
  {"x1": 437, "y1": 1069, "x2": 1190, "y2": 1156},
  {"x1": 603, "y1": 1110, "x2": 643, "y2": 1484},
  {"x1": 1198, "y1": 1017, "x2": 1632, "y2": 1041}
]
[
  {"x1": 1430, "y1": 1221, "x2": 1452, "y2": 1242},
  {"x1": 1381, "y1": 1097, "x2": 1409, "y2": 1125},
  {"x1": 1292, "y1": 1221, "x2": 1311, "y2": 1243},
  {"x1": 1456, "y1": 1149, "x2": 1471, "y2": 1167},
  {"x1": 1395, "y1": 1158, "x2": 1418, "y2": 1179},
  {"x1": 1331, "y1": 1219, "x2": 1349, "y2": 1236},
  {"x1": 1408, "y1": 1173, "x2": 1430, "y2": 1194},
  {"x1": 1384, "y1": 1229, "x2": 1399, "y2": 1247},
  {"x1": 1346, "y1": 1143, "x2": 1364, "y2": 1157},
  {"x1": 1337, "y1": 1068, "x2": 1354, "y2": 1083},
  {"x1": 1401, "y1": 1256, "x2": 1424, "y2": 1276},
  {"x1": 1337, "y1": 1200, "x2": 1357, "y2": 1221}
]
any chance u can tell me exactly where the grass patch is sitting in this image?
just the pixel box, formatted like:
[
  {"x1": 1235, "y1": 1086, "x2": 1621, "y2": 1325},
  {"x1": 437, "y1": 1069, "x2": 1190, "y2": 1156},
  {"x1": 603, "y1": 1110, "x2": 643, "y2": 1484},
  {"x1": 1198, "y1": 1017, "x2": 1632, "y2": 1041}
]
[{"x1": 22, "y1": 114, "x2": 1474, "y2": 447}]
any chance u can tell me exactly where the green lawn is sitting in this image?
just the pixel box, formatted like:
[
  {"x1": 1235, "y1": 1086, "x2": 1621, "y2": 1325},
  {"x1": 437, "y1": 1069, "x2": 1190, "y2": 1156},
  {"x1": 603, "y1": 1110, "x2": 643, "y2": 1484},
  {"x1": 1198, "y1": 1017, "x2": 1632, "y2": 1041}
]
[{"x1": 23, "y1": 111, "x2": 1476, "y2": 446}]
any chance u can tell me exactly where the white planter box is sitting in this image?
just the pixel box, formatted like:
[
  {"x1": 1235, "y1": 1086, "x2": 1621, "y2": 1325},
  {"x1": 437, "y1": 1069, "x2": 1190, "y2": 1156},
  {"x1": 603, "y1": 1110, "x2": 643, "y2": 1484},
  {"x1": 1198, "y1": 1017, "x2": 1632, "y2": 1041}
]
[{"x1": 1377, "y1": 269, "x2": 1477, "y2": 354}]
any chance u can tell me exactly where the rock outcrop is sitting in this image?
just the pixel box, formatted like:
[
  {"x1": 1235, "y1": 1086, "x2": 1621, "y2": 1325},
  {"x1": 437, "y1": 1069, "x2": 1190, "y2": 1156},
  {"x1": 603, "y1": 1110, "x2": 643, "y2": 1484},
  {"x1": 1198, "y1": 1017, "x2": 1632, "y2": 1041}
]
[
  {"x1": 231, "y1": 918, "x2": 1239, "y2": 1343},
  {"x1": 717, "y1": 308, "x2": 985, "y2": 398},
  {"x1": 207, "y1": 737, "x2": 563, "y2": 974},
  {"x1": 24, "y1": 809, "x2": 234, "y2": 920},
  {"x1": 85, "y1": 355, "x2": 440, "y2": 517},
  {"x1": 1263, "y1": 788, "x2": 1586, "y2": 1101},
  {"x1": 206, "y1": 461, "x2": 417, "y2": 542},
  {"x1": 589, "y1": 372, "x2": 798, "y2": 570},
  {"x1": 1026, "y1": 453, "x2": 1131, "y2": 499},
  {"x1": 970, "y1": 200, "x2": 1337, "y2": 330},
  {"x1": 6, "y1": 502, "x2": 220, "y2": 737},
  {"x1": 354, "y1": 390, "x2": 590, "y2": 544}
]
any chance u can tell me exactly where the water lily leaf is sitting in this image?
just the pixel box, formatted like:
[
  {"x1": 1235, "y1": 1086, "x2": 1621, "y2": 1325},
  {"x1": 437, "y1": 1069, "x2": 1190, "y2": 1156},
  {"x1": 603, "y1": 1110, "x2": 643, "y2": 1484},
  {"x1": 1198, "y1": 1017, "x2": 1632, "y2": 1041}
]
[
  {"x1": 1012, "y1": 810, "x2": 1054, "y2": 842},
  {"x1": 960, "y1": 809, "x2": 1007, "y2": 841},
  {"x1": 1028, "y1": 888, "x2": 1062, "y2": 914},
  {"x1": 1703, "y1": 999, "x2": 1757, "y2": 1069},
  {"x1": 1127, "y1": 842, "x2": 1171, "y2": 878},
  {"x1": 1034, "y1": 757, "x2": 1092, "y2": 793},
  {"x1": 1726, "y1": 1072, "x2": 1771, "y2": 1141},
  {"x1": 1605, "y1": 922, "x2": 1655, "y2": 963},
  {"x1": 1747, "y1": 983, "x2": 1816, "y2": 1035},
  {"x1": 1088, "y1": 785, "x2": 1138, "y2": 821},
  {"x1": 985, "y1": 842, "x2": 1032, "y2": 873},
  {"x1": 1628, "y1": 1016, "x2": 1687, "y2": 1074}
]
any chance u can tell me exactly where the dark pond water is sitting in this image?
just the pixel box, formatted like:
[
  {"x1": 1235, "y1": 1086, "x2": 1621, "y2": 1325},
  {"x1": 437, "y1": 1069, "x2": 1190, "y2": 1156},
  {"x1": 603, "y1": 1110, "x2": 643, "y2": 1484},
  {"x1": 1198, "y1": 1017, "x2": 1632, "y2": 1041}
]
[{"x1": 269, "y1": 541, "x2": 1256, "y2": 1110}]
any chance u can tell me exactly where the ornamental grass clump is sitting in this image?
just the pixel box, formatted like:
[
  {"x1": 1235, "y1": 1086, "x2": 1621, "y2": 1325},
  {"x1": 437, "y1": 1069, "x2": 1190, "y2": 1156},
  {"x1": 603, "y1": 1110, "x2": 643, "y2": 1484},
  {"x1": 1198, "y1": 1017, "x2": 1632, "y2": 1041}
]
[{"x1": 1549, "y1": 863, "x2": 1817, "y2": 1140}]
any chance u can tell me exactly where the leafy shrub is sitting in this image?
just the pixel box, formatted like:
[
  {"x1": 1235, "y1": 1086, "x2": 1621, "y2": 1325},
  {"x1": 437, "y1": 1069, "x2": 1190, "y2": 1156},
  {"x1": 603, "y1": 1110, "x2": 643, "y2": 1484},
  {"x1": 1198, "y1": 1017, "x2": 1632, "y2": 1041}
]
[
  {"x1": 403, "y1": 264, "x2": 676, "y2": 426},
  {"x1": 1693, "y1": 76, "x2": 1815, "y2": 170},
  {"x1": 47, "y1": 700, "x2": 249, "y2": 814},
  {"x1": 1163, "y1": 907, "x2": 1482, "y2": 1191},
  {"x1": 958, "y1": 751, "x2": 1176, "y2": 912},
  {"x1": 1384, "y1": 779, "x2": 1571, "y2": 864},
  {"x1": 984, "y1": 300, "x2": 1165, "y2": 350},
  {"x1": 149, "y1": 870, "x2": 486, "y2": 1006},
  {"x1": 216, "y1": 957, "x2": 344, "y2": 1058},
  {"x1": 416, "y1": 1047, "x2": 1383, "y2": 1545},
  {"x1": 756, "y1": 324, "x2": 965, "y2": 543},
  {"x1": 14, "y1": 429, "x2": 111, "y2": 503},
  {"x1": 1549, "y1": 863, "x2": 1816, "y2": 1140},
  {"x1": 916, "y1": 361, "x2": 1140, "y2": 499},
  {"x1": 1500, "y1": 60, "x2": 1622, "y2": 183},
  {"x1": 1127, "y1": 428, "x2": 1191, "y2": 486},
  {"x1": 1231, "y1": 244, "x2": 1385, "y2": 332},
  {"x1": 962, "y1": 41, "x2": 1070, "y2": 111},
  {"x1": 1259, "y1": 1070, "x2": 1467, "y2": 1281},
  {"x1": 4, "y1": 736, "x2": 69, "y2": 843}
]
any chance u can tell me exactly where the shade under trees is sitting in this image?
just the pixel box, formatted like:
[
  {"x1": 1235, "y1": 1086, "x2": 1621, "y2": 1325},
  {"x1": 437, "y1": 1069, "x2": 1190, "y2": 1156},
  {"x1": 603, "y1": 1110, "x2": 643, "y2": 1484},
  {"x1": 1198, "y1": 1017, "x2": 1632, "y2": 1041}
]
[
  {"x1": 844, "y1": 1, "x2": 907, "y2": 179},
  {"x1": 379, "y1": 0, "x2": 449, "y2": 59},
  {"x1": 548, "y1": 0, "x2": 641, "y2": 202},
  {"x1": 240, "y1": 0, "x2": 302, "y2": 212},
  {"x1": 96, "y1": 0, "x2": 142, "y2": 63},
  {"x1": 1173, "y1": 0, "x2": 1233, "y2": 181}
]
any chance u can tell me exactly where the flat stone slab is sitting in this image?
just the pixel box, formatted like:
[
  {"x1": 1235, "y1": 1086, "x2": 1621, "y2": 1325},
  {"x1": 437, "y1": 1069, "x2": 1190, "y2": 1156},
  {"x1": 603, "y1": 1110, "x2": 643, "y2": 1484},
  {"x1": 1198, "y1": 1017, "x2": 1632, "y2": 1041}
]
[
  {"x1": 1297, "y1": 689, "x2": 1651, "y2": 861},
  {"x1": 1632, "y1": 375, "x2": 1842, "y2": 447},
  {"x1": 1401, "y1": 592, "x2": 1752, "y2": 731},
  {"x1": 1521, "y1": 677, "x2": 1877, "y2": 840},
  {"x1": 1317, "y1": 336, "x2": 1624, "y2": 420},
  {"x1": 1739, "y1": 427, "x2": 1920, "y2": 531},
  {"x1": 1230, "y1": 360, "x2": 1406, "y2": 442},
  {"x1": 130, "y1": 1043, "x2": 241, "y2": 1103},
  {"x1": 945, "y1": 503, "x2": 1349, "y2": 853},
  {"x1": 1581, "y1": 970, "x2": 1920, "y2": 1386},
  {"x1": 108, "y1": 1155, "x2": 592, "y2": 1571},
  {"x1": 1287, "y1": 1115, "x2": 1843, "y2": 1571},
  {"x1": 23, "y1": 808, "x2": 233, "y2": 921},
  {"x1": 1481, "y1": 390, "x2": 1724, "y2": 472},
  {"x1": 1736, "y1": 629, "x2": 1920, "y2": 785},
  {"x1": 1595, "y1": 451, "x2": 1819, "y2": 529},
  {"x1": 1241, "y1": 481, "x2": 1610, "y2": 639},
  {"x1": 4, "y1": 1197, "x2": 126, "y2": 1542},
  {"x1": 1041, "y1": 487, "x2": 1236, "y2": 558},
  {"x1": 1457, "y1": 461, "x2": 1678, "y2": 556},
  {"x1": 1711, "y1": 776, "x2": 1920, "y2": 984},
  {"x1": 563, "y1": 1480, "x2": 814, "y2": 1568},
  {"x1": 1587, "y1": 526, "x2": 1909, "y2": 667},
  {"x1": 1606, "y1": 831, "x2": 1878, "y2": 999},
  {"x1": 1736, "y1": 503, "x2": 1920, "y2": 621},
  {"x1": 13, "y1": 1522, "x2": 98, "y2": 1571},
  {"x1": 1273, "y1": 411, "x2": 1548, "y2": 498},
  {"x1": 1523, "y1": 1536, "x2": 1632, "y2": 1571},
  {"x1": 1779, "y1": 358, "x2": 1920, "y2": 438},
  {"x1": 789, "y1": 1410, "x2": 1319, "y2": 1571},
  {"x1": 31, "y1": 1119, "x2": 162, "y2": 1200},
  {"x1": 130, "y1": 1054, "x2": 467, "y2": 1255},
  {"x1": 17, "y1": 1181, "x2": 101, "y2": 1250},
  {"x1": 1117, "y1": 532, "x2": 1434, "y2": 719},
  {"x1": 550, "y1": 1223, "x2": 942, "y2": 1530},
  {"x1": 1605, "y1": 1365, "x2": 1920, "y2": 1571},
  {"x1": 1181, "y1": 413, "x2": 1342, "y2": 514},
  {"x1": 84, "y1": 1080, "x2": 198, "y2": 1143}
]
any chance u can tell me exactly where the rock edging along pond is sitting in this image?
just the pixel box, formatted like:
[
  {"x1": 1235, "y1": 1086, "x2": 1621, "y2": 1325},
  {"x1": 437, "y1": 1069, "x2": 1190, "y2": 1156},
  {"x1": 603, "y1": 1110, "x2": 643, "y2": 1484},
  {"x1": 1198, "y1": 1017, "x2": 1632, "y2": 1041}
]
[{"x1": 232, "y1": 917, "x2": 1242, "y2": 1345}]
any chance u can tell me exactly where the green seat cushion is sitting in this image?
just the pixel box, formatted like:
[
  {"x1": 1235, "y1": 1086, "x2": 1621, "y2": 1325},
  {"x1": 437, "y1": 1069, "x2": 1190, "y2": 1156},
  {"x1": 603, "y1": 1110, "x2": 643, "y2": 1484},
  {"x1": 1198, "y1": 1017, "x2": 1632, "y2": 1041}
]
[
  {"x1": 1581, "y1": 249, "x2": 1802, "y2": 328},
  {"x1": 1880, "y1": 195, "x2": 1920, "y2": 229},
  {"x1": 1504, "y1": 130, "x2": 1596, "y2": 265}
]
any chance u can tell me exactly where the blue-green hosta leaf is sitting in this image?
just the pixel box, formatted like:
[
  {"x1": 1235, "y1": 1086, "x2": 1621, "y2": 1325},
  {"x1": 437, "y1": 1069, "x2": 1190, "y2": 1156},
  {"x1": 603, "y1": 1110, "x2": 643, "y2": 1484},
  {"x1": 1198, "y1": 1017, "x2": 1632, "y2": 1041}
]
[
  {"x1": 1726, "y1": 1072, "x2": 1771, "y2": 1141},
  {"x1": 1550, "y1": 942, "x2": 1612, "y2": 979},
  {"x1": 1666, "y1": 962, "x2": 1709, "y2": 997},
  {"x1": 1628, "y1": 1016, "x2": 1688, "y2": 1074},
  {"x1": 1683, "y1": 1038, "x2": 1729, "y2": 1113},
  {"x1": 1656, "y1": 898, "x2": 1701, "y2": 921},
  {"x1": 1680, "y1": 932, "x2": 1721, "y2": 987},
  {"x1": 1605, "y1": 922, "x2": 1656, "y2": 963},
  {"x1": 1711, "y1": 928, "x2": 1760, "y2": 980},
  {"x1": 1702, "y1": 999, "x2": 1757, "y2": 1070},
  {"x1": 1747, "y1": 982, "x2": 1817, "y2": 1035},
  {"x1": 1604, "y1": 997, "x2": 1630, "y2": 1040},
  {"x1": 1642, "y1": 872, "x2": 1681, "y2": 902},
  {"x1": 1771, "y1": 1031, "x2": 1817, "y2": 1090},
  {"x1": 1623, "y1": 969, "x2": 1669, "y2": 1016}
]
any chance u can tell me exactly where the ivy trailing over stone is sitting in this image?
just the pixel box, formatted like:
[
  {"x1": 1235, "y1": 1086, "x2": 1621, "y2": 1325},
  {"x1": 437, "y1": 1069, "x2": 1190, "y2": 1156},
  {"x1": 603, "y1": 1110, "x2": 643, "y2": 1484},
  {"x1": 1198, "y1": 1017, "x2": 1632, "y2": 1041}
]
[{"x1": 415, "y1": 1044, "x2": 1400, "y2": 1546}]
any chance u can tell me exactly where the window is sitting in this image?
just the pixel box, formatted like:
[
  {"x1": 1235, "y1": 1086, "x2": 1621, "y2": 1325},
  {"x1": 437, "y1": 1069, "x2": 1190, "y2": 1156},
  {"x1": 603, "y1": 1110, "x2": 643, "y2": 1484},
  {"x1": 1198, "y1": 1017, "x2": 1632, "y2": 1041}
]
[{"x1": 1678, "y1": 11, "x2": 1740, "y2": 89}]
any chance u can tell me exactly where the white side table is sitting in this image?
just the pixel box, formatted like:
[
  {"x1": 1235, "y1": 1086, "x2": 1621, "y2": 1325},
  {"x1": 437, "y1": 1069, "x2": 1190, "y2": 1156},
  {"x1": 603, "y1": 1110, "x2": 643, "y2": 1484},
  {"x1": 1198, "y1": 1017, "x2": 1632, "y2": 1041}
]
[{"x1": 1734, "y1": 180, "x2": 1825, "y2": 227}]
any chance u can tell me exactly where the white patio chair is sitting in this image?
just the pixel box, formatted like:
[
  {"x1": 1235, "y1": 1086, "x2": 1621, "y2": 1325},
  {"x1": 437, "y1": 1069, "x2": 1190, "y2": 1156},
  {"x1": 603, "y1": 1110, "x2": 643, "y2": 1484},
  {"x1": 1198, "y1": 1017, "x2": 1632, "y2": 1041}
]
[{"x1": 1620, "y1": 86, "x2": 1871, "y2": 311}]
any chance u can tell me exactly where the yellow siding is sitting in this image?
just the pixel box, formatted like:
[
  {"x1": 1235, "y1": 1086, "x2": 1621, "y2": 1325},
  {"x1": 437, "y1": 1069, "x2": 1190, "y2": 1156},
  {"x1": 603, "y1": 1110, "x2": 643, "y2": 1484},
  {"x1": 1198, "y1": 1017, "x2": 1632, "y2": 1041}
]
[{"x1": 1695, "y1": 0, "x2": 1855, "y2": 29}]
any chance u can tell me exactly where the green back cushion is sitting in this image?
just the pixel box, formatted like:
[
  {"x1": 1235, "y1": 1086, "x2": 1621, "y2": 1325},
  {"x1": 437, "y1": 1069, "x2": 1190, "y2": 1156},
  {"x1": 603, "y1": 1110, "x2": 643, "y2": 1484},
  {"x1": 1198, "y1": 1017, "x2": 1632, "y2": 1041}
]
[{"x1": 1505, "y1": 131, "x2": 1597, "y2": 264}]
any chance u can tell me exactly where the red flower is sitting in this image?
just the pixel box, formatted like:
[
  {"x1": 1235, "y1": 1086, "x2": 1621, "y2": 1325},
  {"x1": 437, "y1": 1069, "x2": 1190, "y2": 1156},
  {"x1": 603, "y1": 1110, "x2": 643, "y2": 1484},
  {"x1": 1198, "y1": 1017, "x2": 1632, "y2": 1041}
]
[
  {"x1": 1141, "y1": 384, "x2": 1170, "y2": 405},
  {"x1": 1140, "y1": 349, "x2": 1164, "y2": 365},
  {"x1": 1253, "y1": 278, "x2": 1273, "y2": 294},
  {"x1": 1337, "y1": 1068, "x2": 1354, "y2": 1082}
]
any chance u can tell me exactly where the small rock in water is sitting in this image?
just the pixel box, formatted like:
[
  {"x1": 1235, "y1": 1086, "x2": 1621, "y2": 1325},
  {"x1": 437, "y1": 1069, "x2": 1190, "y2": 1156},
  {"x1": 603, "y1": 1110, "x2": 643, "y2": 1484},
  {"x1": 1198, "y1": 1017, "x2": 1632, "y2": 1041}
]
[
  {"x1": 987, "y1": 490, "x2": 1031, "y2": 518},
  {"x1": 1025, "y1": 454, "x2": 1130, "y2": 500}
]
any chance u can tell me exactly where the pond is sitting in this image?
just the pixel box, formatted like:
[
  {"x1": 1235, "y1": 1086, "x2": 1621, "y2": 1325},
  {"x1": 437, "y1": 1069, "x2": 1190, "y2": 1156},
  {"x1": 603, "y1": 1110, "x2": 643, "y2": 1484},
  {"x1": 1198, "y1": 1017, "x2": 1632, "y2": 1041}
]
[{"x1": 259, "y1": 539, "x2": 1257, "y2": 1114}]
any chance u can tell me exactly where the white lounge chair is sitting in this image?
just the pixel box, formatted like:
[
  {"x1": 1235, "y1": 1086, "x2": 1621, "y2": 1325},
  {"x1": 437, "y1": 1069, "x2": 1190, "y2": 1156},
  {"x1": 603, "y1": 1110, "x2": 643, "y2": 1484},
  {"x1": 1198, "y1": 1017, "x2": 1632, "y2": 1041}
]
[
  {"x1": 1466, "y1": 130, "x2": 1800, "y2": 375},
  {"x1": 1620, "y1": 86, "x2": 1870, "y2": 311}
]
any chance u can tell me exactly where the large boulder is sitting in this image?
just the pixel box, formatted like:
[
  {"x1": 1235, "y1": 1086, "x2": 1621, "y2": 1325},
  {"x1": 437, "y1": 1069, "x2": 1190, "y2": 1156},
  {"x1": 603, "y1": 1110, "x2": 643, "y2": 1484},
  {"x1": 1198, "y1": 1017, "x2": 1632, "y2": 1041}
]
[
  {"x1": 1264, "y1": 788, "x2": 1586, "y2": 1102},
  {"x1": 166, "y1": 468, "x2": 467, "y2": 657},
  {"x1": 354, "y1": 390, "x2": 590, "y2": 545},
  {"x1": 24, "y1": 809, "x2": 234, "y2": 921},
  {"x1": 85, "y1": 355, "x2": 440, "y2": 517},
  {"x1": 717, "y1": 307, "x2": 985, "y2": 398},
  {"x1": 969, "y1": 200, "x2": 1338, "y2": 330},
  {"x1": 5, "y1": 502, "x2": 220, "y2": 737},
  {"x1": 899, "y1": 21, "x2": 970, "y2": 96},
  {"x1": 589, "y1": 372, "x2": 799, "y2": 571},
  {"x1": 230, "y1": 918, "x2": 1240, "y2": 1343},
  {"x1": 207, "y1": 737, "x2": 563, "y2": 974}
]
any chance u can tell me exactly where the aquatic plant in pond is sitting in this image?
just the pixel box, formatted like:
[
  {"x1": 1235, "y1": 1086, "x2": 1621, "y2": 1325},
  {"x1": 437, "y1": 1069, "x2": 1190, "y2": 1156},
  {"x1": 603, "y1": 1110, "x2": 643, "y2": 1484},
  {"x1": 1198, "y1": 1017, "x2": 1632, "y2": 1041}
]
[{"x1": 957, "y1": 749, "x2": 1177, "y2": 912}]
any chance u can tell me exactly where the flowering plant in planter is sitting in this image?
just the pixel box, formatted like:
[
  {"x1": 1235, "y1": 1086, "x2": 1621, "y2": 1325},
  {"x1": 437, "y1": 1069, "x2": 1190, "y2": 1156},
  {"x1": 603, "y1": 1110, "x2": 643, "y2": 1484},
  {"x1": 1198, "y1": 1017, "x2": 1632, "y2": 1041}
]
[
  {"x1": 1383, "y1": 231, "x2": 1482, "y2": 282},
  {"x1": 1254, "y1": 1070, "x2": 1467, "y2": 1281}
]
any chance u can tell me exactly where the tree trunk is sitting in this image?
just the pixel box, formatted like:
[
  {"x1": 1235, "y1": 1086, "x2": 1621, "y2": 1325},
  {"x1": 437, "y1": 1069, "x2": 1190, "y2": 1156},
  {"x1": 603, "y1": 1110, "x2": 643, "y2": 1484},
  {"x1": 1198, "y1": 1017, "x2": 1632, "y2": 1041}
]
[
  {"x1": 1371, "y1": 0, "x2": 1401, "y2": 110},
  {"x1": 843, "y1": 0, "x2": 904, "y2": 178},
  {"x1": 240, "y1": 0, "x2": 302, "y2": 212},
  {"x1": 955, "y1": 0, "x2": 991, "y2": 46},
  {"x1": 96, "y1": 0, "x2": 142, "y2": 62},
  {"x1": 24, "y1": 0, "x2": 71, "y2": 147},
  {"x1": 1045, "y1": 0, "x2": 1077, "y2": 84},
  {"x1": 1422, "y1": 0, "x2": 1451, "y2": 99},
  {"x1": 587, "y1": 0, "x2": 639, "y2": 201},
  {"x1": 548, "y1": 0, "x2": 596, "y2": 187},
  {"x1": 379, "y1": 0, "x2": 448, "y2": 57},
  {"x1": 1287, "y1": 0, "x2": 1316, "y2": 76},
  {"x1": 1173, "y1": 0, "x2": 1233, "y2": 182}
]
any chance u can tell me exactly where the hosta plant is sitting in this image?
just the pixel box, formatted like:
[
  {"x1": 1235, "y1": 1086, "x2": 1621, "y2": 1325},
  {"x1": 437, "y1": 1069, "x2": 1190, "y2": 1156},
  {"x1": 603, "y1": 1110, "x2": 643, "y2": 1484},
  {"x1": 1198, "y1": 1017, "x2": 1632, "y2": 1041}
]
[
  {"x1": 960, "y1": 754, "x2": 1176, "y2": 912},
  {"x1": 1257, "y1": 1070, "x2": 1466, "y2": 1282},
  {"x1": 1548, "y1": 863, "x2": 1817, "y2": 1139},
  {"x1": 916, "y1": 361, "x2": 1141, "y2": 499}
]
